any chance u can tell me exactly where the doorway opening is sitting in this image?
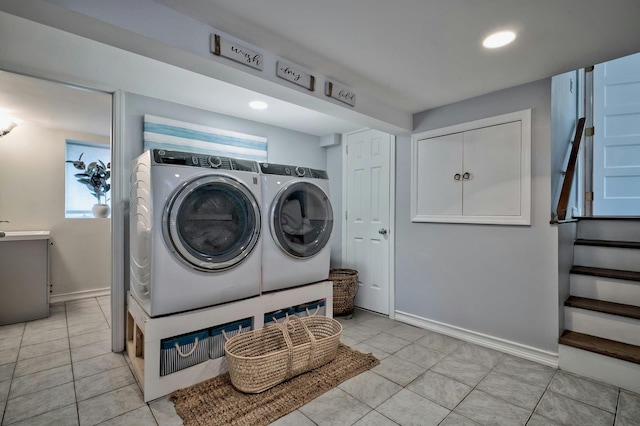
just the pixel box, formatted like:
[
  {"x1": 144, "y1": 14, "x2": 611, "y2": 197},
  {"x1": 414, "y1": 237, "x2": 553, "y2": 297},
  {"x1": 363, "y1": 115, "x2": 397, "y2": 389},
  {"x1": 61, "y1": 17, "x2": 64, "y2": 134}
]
[{"x1": 0, "y1": 70, "x2": 113, "y2": 303}]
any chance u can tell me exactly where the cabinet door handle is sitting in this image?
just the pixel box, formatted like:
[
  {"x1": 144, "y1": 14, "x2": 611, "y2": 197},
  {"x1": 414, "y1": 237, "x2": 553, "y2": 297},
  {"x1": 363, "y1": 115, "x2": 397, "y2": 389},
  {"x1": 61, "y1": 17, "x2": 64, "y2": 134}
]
[
  {"x1": 454, "y1": 173, "x2": 461, "y2": 181},
  {"x1": 462, "y1": 172, "x2": 471, "y2": 180}
]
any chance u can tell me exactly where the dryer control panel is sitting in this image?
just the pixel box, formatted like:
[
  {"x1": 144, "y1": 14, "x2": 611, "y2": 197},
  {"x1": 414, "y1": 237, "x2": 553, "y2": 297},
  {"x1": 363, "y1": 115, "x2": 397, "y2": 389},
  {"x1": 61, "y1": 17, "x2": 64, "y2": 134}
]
[
  {"x1": 259, "y1": 162, "x2": 328, "y2": 179},
  {"x1": 152, "y1": 149, "x2": 259, "y2": 172}
]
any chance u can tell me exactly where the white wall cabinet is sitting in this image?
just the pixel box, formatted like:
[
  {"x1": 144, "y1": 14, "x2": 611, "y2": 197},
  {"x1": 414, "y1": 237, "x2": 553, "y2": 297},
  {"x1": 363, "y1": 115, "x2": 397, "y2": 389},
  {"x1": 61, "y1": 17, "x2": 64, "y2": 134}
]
[{"x1": 411, "y1": 110, "x2": 531, "y2": 225}]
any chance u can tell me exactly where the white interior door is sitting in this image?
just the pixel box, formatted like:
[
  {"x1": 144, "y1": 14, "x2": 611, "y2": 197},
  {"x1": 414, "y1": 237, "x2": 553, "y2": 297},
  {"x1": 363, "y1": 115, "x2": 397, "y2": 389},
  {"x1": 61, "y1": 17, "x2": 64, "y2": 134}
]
[
  {"x1": 345, "y1": 129, "x2": 392, "y2": 315},
  {"x1": 593, "y1": 52, "x2": 640, "y2": 216}
]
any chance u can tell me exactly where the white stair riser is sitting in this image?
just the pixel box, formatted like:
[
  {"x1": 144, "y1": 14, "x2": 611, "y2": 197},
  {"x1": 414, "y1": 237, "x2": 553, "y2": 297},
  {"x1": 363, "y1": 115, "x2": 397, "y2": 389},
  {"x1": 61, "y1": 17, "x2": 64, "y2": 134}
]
[
  {"x1": 559, "y1": 345, "x2": 640, "y2": 394},
  {"x1": 577, "y1": 220, "x2": 640, "y2": 241},
  {"x1": 564, "y1": 306, "x2": 640, "y2": 346},
  {"x1": 573, "y1": 245, "x2": 640, "y2": 272},
  {"x1": 570, "y1": 274, "x2": 640, "y2": 306}
]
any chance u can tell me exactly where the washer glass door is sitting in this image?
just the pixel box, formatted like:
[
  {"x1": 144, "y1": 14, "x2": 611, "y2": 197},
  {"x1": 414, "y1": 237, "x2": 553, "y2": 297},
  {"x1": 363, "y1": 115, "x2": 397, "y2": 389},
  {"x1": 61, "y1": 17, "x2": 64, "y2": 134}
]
[
  {"x1": 271, "y1": 181, "x2": 333, "y2": 258},
  {"x1": 164, "y1": 175, "x2": 261, "y2": 271}
]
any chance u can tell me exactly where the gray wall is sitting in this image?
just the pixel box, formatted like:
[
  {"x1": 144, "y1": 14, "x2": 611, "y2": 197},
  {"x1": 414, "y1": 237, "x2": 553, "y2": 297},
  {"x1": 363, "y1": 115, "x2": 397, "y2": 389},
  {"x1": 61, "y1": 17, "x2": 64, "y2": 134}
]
[
  {"x1": 550, "y1": 71, "x2": 580, "y2": 335},
  {"x1": 123, "y1": 93, "x2": 325, "y2": 170},
  {"x1": 397, "y1": 79, "x2": 559, "y2": 353},
  {"x1": 325, "y1": 144, "x2": 343, "y2": 267},
  {"x1": 551, "y1": 70, "x2": 580, "y2": 217},
  {"x1": 557, "y1": 221, "x2": 577, "y2": 335}
]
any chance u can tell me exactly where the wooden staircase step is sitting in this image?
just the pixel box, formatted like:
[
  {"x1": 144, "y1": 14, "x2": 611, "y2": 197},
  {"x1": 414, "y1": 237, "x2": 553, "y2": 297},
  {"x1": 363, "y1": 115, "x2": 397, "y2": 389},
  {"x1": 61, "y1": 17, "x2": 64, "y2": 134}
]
[
  {"x1": 565, "y1": 296, "x2": 640, "y2": 320},
  {"x1": 574, "y1": 216, "x2": 640, "y2": 221},
  {"x1": 560, "y1": 330, "x2": 640, "y2": 365},
  {"x1": 571, "y1": 266, "x2": 640, "y2": 282},
  {"x1": 575, "y1": 239, "x2": 640, "y2": 249}
]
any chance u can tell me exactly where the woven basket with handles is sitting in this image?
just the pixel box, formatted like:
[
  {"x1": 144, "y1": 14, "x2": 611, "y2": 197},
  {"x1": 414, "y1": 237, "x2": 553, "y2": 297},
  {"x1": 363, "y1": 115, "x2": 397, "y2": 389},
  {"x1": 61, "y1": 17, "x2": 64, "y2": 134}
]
[
  {"x1": 329, "y1": 268, "x2": 359, "y2": 316},
  {"x1": 224, "y1": 315, "x2": 342, "y2": 393}
]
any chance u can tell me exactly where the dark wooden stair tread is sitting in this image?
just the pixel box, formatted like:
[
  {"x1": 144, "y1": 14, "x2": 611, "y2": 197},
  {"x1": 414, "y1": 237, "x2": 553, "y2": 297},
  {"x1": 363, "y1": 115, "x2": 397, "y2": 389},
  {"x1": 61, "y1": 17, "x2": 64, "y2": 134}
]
[
  {"x1": 575, "y1": 239, "x2": 640, "y2": 249},
  {"x1": 565, "y1": 296, "x2": 640, "y2": 320},
  {"x1": 575, "y1": 216, "x2": 640, "y2": 221},
  {"x1": 571, "y1": 266, "x2": 640, "y2": 282},
  {"x1": 560, "y1": 330, "x2": 640, "y2": 365}
]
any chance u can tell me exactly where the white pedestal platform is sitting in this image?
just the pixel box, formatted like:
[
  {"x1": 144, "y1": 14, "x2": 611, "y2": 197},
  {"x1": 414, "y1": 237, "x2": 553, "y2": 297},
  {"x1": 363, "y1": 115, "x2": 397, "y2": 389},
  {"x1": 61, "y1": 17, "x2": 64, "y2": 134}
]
[{"x1": 126, "y1": 281, "x2": 333, "y2": 402}]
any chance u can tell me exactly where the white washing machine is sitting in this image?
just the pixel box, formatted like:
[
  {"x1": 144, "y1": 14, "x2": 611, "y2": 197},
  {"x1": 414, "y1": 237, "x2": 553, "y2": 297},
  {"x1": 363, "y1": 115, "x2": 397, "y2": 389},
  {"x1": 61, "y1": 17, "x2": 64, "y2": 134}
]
[
  {"x1": 259, "y1": 162, "x2": 333, "y2": 292},
  {"x1": 130, "y1": 149, "x2": 262, "y2": 317}
]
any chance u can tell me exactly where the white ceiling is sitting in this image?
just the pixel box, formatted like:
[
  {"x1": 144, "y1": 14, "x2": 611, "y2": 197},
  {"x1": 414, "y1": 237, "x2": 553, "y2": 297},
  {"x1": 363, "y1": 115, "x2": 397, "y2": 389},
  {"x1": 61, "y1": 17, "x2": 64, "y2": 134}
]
[
  {"x1": 0, "y1": 71, "x2": 111, "y2": 136},
  {"x1": 2, "y1": 1, "x2": 640, "y2": 137},
  {"x1": 155, "y1": 0, "x2": 640, "y2": 113}
]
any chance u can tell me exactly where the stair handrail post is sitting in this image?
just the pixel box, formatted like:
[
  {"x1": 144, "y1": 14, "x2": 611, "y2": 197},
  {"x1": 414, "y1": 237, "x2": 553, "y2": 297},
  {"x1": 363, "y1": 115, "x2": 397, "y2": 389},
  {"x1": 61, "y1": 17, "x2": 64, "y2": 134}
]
[{"x1": 556, "y1": 117, "x2": 586, "y2": 221}]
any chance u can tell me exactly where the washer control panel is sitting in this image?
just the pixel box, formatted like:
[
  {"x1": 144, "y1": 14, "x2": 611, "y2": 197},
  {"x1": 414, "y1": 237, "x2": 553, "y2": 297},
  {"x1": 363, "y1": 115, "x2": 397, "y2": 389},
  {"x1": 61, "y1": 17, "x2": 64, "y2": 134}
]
[
  {"x1": 153, "y1": 149, "x2": 258, "y2": 172},
  {"x1": 259, "y1": 162, "x2": 328, "y2": 179}
]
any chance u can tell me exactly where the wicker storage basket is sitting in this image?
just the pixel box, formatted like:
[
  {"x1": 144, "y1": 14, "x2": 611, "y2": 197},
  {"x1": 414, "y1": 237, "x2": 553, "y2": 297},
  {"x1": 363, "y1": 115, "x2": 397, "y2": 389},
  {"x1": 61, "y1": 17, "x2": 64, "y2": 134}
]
[
  {"x1": 224, "y1": 315, "x2": 342, "y2": 393},
  {"x1": 329, "y1": 268, "x2": 359, "y2": 316}
]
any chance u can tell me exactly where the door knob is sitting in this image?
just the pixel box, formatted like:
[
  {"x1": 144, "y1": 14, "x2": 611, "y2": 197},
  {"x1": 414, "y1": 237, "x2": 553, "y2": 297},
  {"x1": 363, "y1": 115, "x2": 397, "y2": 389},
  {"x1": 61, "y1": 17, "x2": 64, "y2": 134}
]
[
  {"x1": 462, "y1": 172, "x2": 471, "y2": 180},
  {"x1": 454, "y1": 173, "x2": 461, "y2": 181},
  {"x1": 378, "y1": 228, "x2": 388, "y2": 235}
]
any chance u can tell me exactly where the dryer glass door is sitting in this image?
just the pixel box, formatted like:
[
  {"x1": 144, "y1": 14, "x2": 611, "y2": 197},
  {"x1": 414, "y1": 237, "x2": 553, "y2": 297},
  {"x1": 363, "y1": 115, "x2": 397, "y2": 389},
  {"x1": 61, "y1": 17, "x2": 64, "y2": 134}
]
[
  {"x1": 271, "y1": 181, "x2": 333, "y2": 258},
  {"x1": 164, "y1": 175, "x2": 261, "y2": 271}
]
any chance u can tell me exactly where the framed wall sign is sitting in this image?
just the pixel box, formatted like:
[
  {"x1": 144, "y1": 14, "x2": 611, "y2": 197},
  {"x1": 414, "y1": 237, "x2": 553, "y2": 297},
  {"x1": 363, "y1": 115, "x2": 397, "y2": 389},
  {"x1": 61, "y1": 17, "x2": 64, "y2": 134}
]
[
  {"x1": 210, "y1": 34, "x2": 263, "y2": 71},
  {"x1": 276, "y1": 61, "x2": 315, "y2": 91},
  {"x1": 325, "y1": 80, "x2": 356, "y2": 106}
]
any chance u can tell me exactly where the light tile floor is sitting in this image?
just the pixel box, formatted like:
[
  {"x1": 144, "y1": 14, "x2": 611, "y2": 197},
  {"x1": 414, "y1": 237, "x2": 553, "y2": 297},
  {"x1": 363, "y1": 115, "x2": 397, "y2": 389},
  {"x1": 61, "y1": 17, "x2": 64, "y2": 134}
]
[{"x1": 1, "y1": 298, "x2": 639, "y2": 425}]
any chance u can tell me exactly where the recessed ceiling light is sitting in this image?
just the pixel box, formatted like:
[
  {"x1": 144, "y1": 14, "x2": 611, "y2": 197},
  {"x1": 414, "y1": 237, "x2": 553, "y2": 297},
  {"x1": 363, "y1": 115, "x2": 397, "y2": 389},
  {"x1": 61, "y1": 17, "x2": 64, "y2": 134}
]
[
  {"x1": 482, "y1": 31, "x2": 516, "y2": 49},
  {"x1": 249, "y1": 101, "x2": 268, "y2": 110}
]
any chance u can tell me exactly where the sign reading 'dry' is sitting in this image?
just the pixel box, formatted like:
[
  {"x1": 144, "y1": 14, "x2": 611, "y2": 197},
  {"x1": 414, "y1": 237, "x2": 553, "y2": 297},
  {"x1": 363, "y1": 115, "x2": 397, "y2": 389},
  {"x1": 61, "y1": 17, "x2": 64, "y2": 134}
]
[
  {"x1": 276, "y1": 61, "x2": 315, "y2": 91},
  {"x1": 210, "y1": 34, "x2": 263, "y2": 71},
  {"x1": 325, "y1": 80, "x2": 356, "y2": 107}
]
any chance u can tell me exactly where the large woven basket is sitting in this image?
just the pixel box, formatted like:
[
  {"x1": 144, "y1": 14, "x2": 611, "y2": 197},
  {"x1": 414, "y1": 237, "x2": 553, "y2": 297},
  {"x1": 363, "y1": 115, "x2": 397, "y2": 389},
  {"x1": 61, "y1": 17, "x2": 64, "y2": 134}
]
[
  {"x1": 224, "y1": 315, "x2": 342, "y2": 393},
  {"x1": 329, "y1": 268, "x2": 359, "y2": 316}
]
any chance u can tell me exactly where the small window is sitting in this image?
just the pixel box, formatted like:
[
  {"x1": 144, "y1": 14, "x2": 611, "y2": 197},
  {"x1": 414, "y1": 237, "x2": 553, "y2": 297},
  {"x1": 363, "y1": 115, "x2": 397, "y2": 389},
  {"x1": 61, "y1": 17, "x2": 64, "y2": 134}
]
[{"x1": 65, "y1": 140, "x2": 111, "y2": 218}]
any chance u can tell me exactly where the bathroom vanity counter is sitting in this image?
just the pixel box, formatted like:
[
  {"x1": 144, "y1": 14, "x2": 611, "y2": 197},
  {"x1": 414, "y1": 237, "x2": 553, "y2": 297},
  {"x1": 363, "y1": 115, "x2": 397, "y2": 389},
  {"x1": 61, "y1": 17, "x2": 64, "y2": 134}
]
[
  {"x1": 0, "y1": 231, "x2": 50, "y2": 325},
  {"x1": 0, "y1": 230, "x2": 51, "y2": 241}
]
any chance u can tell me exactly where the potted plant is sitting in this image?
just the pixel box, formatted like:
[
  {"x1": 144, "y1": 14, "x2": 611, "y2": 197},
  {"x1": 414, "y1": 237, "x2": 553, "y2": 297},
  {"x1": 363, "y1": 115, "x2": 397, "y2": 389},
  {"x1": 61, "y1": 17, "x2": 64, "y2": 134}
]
[{"x1": 66, "y1": 153, "x2": 111, "y2": 218}]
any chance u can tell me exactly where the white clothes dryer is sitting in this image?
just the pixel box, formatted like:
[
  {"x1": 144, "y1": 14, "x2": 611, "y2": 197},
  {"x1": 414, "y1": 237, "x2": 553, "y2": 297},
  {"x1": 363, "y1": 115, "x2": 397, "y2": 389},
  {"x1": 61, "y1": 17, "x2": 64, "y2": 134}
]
[
  {"x1": 130, "y1": 149, "x2": 262, "y2": 317},
  {"x1": 259, "y1": 162, "x2": 333, "y2": 292}
]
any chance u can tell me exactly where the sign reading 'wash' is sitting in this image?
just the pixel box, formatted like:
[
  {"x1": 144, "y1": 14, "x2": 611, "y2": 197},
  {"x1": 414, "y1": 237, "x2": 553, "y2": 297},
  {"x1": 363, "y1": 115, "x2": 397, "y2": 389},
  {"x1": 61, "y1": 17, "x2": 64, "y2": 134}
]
[{"x1": 210, "y1": 34, "x2": 263, "y2": 71}]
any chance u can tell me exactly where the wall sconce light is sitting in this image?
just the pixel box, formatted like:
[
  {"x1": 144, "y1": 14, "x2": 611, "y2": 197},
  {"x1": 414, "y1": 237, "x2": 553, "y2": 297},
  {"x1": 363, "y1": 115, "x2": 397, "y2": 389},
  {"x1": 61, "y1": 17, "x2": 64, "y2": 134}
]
[{"x1": 0, "y1": 120, "x2": 17, "y2": 137}]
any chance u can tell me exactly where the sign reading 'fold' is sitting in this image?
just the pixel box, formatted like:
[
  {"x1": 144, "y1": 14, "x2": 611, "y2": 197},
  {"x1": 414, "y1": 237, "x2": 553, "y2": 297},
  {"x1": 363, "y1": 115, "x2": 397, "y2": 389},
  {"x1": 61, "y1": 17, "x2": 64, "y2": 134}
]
[{"x1": 276, "y1": 60, "x2": 315, "y2": 91}]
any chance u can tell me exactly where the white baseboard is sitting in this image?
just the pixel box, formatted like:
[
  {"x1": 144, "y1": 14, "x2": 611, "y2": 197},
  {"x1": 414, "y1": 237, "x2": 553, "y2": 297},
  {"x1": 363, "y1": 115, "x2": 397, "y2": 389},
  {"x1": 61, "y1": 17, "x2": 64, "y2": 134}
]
[
  {"x1": 394, "y1": 310, "x2": 559, "y2": 368},
  {"x1": 50, "y1": 288, "x2": 110, "y2": 304}
]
